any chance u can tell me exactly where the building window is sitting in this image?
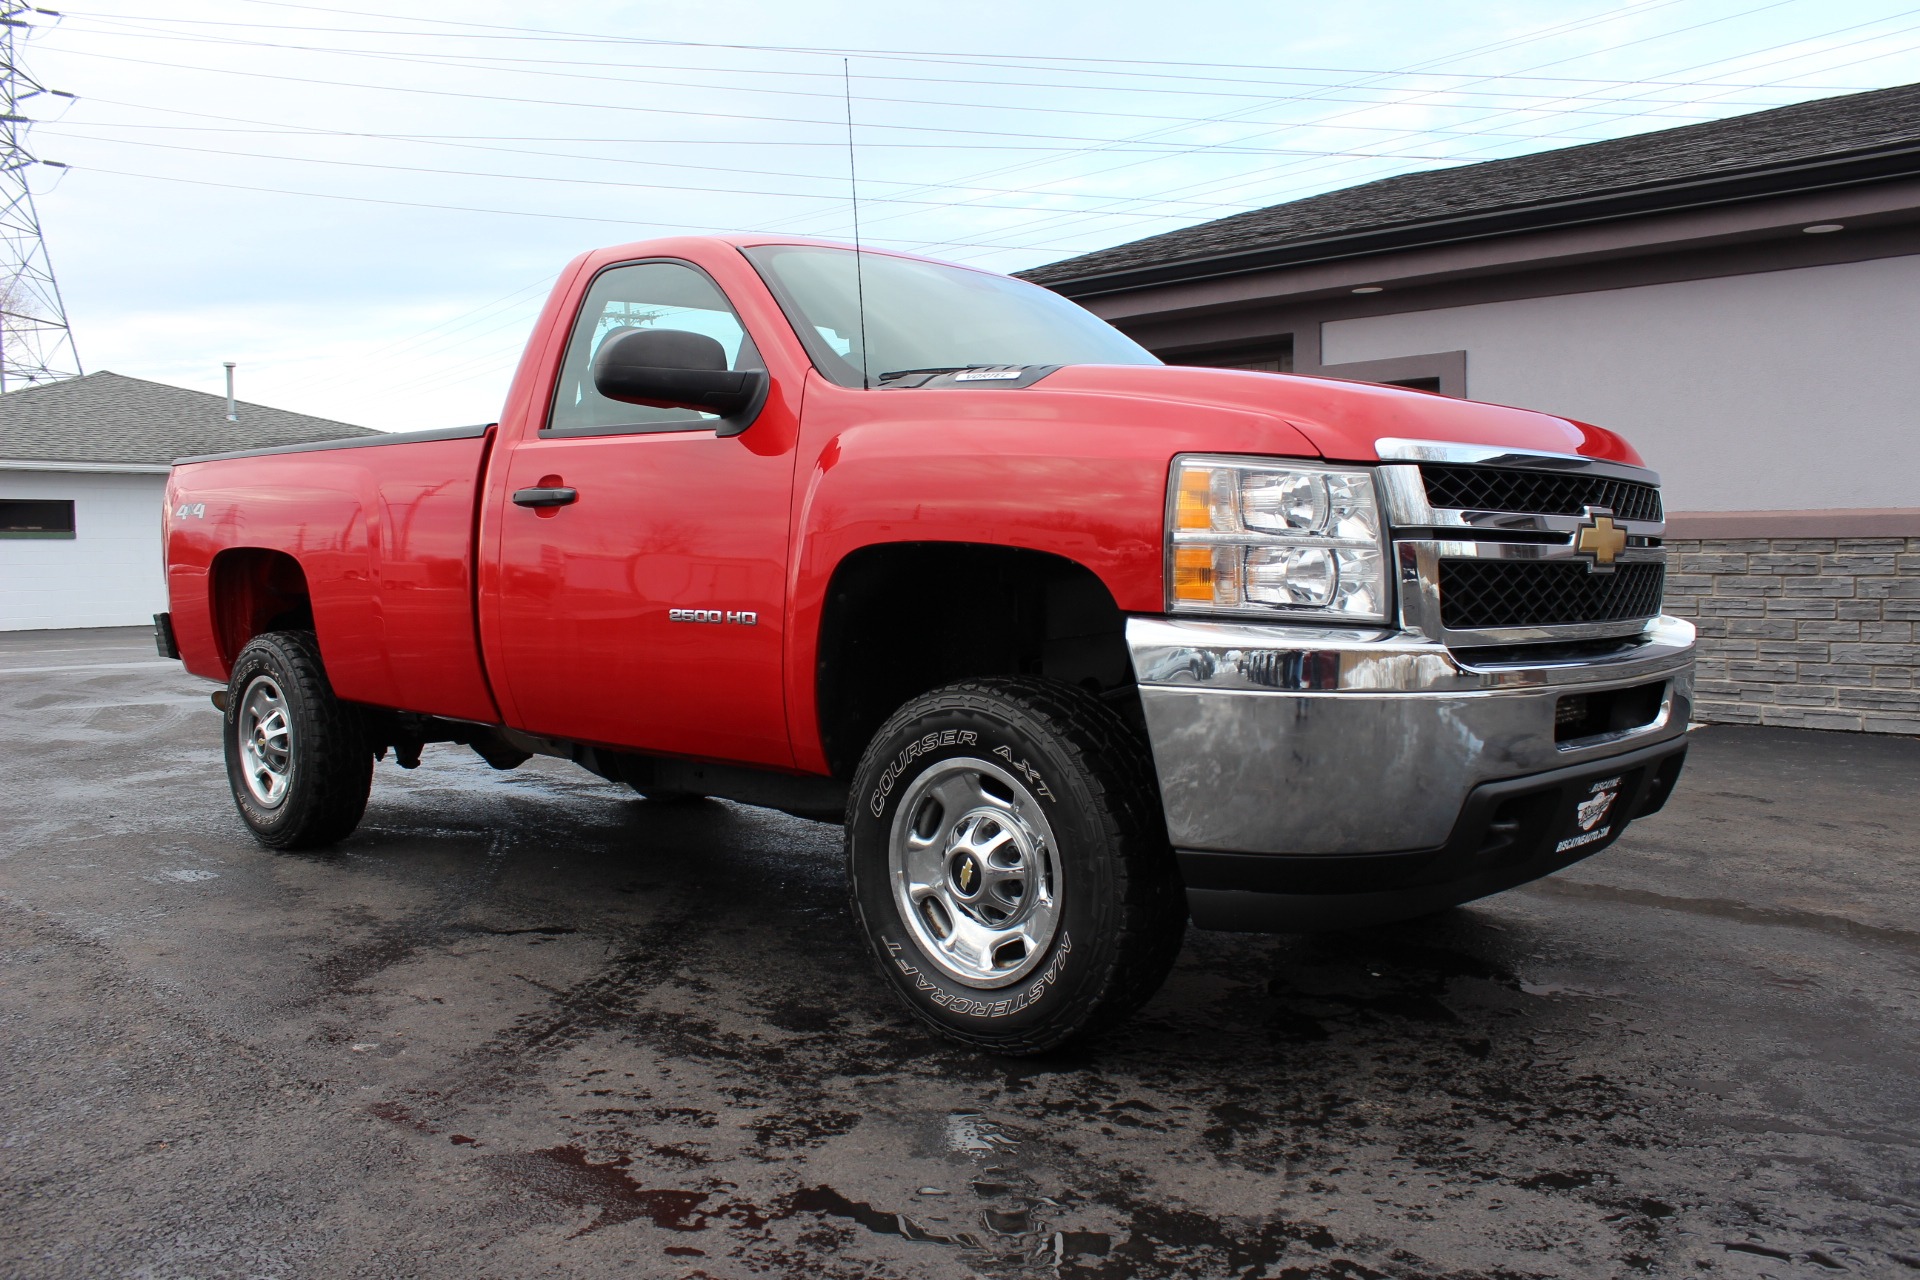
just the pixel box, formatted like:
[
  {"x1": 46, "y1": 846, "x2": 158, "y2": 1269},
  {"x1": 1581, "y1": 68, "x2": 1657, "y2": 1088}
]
[
  {"x1": 1168, "y1": 336, "x2": 1294, "y2": 374},
  {"x1": 1318, "y1": 350, "x2": 1467, "y2": 399},
  {"x1": 0, "y1": 498, "x2": 76, "y2": 538},
  {"x1": 1216, "y1": 354, "x2": 1293, "y2": 373}
]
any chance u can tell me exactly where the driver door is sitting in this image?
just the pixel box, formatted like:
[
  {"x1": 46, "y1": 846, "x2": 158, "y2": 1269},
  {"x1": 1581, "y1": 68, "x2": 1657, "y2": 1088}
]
[{"x1": 484, "y1": 258, "x2": 799, "y2": 768}]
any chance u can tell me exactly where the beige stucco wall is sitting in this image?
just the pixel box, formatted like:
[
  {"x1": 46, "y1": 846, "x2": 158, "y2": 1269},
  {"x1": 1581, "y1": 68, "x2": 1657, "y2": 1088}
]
[{"x1": 1320, "y1": 253, "x2": 1920, "y2": 513}]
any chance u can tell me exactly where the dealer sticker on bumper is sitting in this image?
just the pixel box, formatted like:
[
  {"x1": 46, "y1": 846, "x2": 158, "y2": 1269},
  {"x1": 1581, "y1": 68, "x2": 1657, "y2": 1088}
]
[{"x1": 1556, "y1": 775, "x2": 1623, "y2": 854}]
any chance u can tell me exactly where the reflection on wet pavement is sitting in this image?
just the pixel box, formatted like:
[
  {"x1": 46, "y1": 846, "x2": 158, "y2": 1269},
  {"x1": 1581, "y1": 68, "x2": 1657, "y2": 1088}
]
[{"x1": 3, "y1": 630, "x2": 1918, "y2": 1278}]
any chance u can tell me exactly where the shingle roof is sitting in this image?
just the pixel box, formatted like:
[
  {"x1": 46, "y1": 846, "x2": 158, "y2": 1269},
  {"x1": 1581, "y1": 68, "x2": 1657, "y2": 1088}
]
[
  {"x1": 0, "y1": 371, "x2": 376, "y2": 466},
  {"x1": 1022, "y1": 81, "x2": 1920, "y2": 293}
]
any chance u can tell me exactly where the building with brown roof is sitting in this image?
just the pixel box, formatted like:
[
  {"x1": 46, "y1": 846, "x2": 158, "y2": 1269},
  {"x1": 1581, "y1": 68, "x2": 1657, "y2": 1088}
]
[
  {"x1": 0, "y1": 372, "x2": 375, "y2": 630},
  {"x1": 1027, "y1": 83, "x2": 1920, "y2": 733}
]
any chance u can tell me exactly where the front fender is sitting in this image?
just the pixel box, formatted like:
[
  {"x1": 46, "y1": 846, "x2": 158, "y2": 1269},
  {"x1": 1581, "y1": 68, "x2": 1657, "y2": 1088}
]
[{"x1": 780, "y1": 372, "x2": 1319, "y2": 772}]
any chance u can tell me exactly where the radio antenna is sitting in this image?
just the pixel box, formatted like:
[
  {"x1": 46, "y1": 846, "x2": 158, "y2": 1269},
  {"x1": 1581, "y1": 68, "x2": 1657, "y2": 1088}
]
[{"x1": 842, "y1": 58, "x2": 870, "y2": 390}]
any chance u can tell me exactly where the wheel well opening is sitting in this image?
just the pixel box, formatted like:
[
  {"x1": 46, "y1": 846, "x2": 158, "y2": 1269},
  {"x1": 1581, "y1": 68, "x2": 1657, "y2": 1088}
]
[
  {"x1": 210, "y1": 548, "x2": 314, "y2": 668},
  {"x1": 815, "y1": 543, "x2": 1139, "y2": 778}
]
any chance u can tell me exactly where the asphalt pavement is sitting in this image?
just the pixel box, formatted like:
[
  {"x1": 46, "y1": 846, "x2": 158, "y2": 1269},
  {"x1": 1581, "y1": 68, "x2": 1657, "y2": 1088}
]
[{"x1": 2, "y1": 627, "x2": 1917, "y2": 1279}]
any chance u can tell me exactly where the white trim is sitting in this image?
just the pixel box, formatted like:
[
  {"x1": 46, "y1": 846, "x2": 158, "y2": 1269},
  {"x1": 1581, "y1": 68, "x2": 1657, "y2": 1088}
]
[{"x1": 0, "y1": 458, "x2": 172, "y2": 474}]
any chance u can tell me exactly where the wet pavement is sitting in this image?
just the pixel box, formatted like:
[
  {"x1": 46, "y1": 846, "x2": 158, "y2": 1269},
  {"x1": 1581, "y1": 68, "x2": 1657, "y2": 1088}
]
[{"x1": 3, "y1": 626, "x2": 1918, "y2": 1279}]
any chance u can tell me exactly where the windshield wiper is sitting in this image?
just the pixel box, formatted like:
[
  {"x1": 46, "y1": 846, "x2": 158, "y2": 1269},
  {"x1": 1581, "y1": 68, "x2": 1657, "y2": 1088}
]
[{"x1": 875, "y1": 365, "x2": 998, "y2": 383}]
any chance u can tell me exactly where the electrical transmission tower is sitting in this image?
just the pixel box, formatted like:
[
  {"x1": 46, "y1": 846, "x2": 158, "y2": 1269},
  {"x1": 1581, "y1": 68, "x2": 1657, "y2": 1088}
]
[{"x1": 0, "y1": 5, "x2": 80, "y2": 391}]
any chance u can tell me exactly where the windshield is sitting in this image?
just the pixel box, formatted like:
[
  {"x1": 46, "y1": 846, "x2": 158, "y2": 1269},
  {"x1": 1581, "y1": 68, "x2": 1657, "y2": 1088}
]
[{"x1": 742, "y1": 244, "x2": 1159, "y2": 388}]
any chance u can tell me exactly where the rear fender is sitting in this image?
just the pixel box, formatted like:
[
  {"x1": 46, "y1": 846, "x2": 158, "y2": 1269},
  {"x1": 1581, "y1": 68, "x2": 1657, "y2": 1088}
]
[{"x1": 210, "y1": 548, "x2": 313, "y2": 671}]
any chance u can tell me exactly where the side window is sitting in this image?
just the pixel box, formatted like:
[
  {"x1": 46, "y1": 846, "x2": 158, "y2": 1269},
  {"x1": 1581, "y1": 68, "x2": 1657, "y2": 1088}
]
[{"x1": 546, "y1": 260, "x2": 760, "y2": 434}]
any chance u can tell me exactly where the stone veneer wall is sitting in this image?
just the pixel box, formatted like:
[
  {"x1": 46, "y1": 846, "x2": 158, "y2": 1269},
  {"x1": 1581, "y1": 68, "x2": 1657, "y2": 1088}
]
[{"x1": 1662, "y1": 536, "x2": 1920, "y2": 734}]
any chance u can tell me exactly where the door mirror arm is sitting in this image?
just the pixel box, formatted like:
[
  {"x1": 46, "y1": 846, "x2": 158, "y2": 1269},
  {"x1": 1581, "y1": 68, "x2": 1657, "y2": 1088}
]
[
  {"x1": 591, "y1": 327, "x2": 769, "y2": 435},
  {"x1": 711, "y1": 371, "x2": 769, "y2": 438}
]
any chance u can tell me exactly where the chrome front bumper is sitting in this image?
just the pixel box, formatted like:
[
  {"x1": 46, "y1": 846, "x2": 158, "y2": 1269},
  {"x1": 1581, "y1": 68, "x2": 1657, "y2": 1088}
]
[{"x1": 1127, "y1": 613, "x2": 1696, "y2": 859}]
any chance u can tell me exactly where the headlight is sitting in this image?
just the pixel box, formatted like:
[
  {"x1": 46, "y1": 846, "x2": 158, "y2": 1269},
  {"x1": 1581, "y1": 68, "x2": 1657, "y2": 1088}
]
[{"x1": 1167, "y1": 456, "x2": 1390, "y2": 622}]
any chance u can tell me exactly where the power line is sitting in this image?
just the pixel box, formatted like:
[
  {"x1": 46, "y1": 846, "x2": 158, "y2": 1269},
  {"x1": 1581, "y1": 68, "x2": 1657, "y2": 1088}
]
[
  {"x1": 1018, "y1": 8, "x2": 1920, "y2": 257},
  {"x1": 45, "y1": 110, "x2": 1297, "y2": 207},
  {"x1": 188, "y1": 0, "x2": 1886, "y2": 88},
  {"x1": 744, "y1": 0, "x2": 1815, "y2": 246},
  {"x1": 63, "y1": 164, "x2": 1113, "y2": 255},
  {"x1": 44, "y1": 3, "x2": 1910, "y2": 260},
  {"x1": 748, "y1": 0, "x2": 1803, "y2": 247},
  {"x1": 54, "y1": 14, "x2": 1849, "y2": 122},
  {"x1": 901, "y1": 0, "x2": 1905, "y2": 262},
  {"x1": 39, "y1": 129, "x2": 1265, "y2": 223},
  {"x1": 1393, "y1": 10, "x2": 1920, "y2": 167},
  {"x1": 42, "y1": 0, "x2": 1904, "y2": 250},
  {"x1": 56, "y1": 2, "x2": 1890, "y2": 264},
  {"x1": 40, "y1": 44, "x2": 1544, "y2": 158},
  {"x1": 39, "y1": 0, "x2": 1918, "y2": 416},
  {"x1": 268, "y1": 277, "x2": 555, "y2": 399},
  {"x1": 59, "y1": 0, "x2": 1903, "y2": 204}
]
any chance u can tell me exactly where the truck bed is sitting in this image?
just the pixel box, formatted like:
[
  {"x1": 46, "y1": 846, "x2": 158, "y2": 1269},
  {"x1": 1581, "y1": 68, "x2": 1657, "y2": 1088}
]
[{"x1": 164, "y1": 424, "x2": 500, "y2": 724}]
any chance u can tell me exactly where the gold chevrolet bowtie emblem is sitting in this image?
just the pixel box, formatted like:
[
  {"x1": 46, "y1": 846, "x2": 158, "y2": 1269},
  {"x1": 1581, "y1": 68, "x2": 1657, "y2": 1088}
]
[
  {"x1": 959, "y1": 859, "x2": 974, "y2": 891},
  {"x1": 1575, "y1": 513, "x2": 1628, "y2": 567}
]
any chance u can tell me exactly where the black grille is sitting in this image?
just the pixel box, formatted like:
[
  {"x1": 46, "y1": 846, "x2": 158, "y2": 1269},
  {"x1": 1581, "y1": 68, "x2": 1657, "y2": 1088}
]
[
  {"x1": 1421, "y1": 464, "x2": 1663, "y2": 523},
  {"x1": 1440, "y1": 560, "x2": 1665, "y2": 630}
]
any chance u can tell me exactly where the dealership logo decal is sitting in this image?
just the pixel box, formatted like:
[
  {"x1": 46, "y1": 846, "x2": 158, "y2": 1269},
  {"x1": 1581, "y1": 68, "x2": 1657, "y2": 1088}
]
[{"x1": 1557, "y1": 775, "x2": 1622, "y2": 853}]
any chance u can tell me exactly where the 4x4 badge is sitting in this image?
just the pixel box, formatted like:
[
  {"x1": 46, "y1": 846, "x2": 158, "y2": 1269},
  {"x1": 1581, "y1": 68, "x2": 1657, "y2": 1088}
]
[{"x1": 1574, "y1": 511, "x2": 1627, "y2": 572}]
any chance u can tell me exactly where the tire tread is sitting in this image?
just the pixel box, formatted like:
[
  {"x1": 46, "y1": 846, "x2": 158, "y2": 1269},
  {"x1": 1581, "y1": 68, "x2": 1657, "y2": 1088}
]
[
  {"x1": 846, "y1": 676, "x2": 1185, "y2": 1054},
  {"x1": 227, "y1": 630, "x2": 371, "y2": 850}
]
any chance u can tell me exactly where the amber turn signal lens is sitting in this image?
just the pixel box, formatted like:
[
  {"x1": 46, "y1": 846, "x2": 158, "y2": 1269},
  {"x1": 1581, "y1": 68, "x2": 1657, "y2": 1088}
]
[
  {"x1": 1175, "y1": 467, "x2": 1215, "y2": 531},
  {"x1": 1171, "y1": 545, "x2": 1219, "y2": 602}
]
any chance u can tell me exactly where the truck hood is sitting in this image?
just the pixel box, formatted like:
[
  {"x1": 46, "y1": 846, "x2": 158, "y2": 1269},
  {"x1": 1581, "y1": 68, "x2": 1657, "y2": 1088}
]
[{"x1": 1037, "y1": 364, "x2": 1646, "y2": 467}]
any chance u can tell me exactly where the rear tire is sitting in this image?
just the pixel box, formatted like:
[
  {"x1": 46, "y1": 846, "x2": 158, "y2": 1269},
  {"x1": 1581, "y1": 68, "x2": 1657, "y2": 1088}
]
[
  {"x1": 846, "y1": 677, "x2": 1185, "y2": 1054},
  {"x1": 223, "y1": 630, "x2": 372, "y2": 850}
]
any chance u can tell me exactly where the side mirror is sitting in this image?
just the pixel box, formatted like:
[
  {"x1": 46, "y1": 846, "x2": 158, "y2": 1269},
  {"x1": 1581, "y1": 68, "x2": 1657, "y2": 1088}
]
[{"x1": 591, "y1": 327, "x2": 768, "y2": 428}]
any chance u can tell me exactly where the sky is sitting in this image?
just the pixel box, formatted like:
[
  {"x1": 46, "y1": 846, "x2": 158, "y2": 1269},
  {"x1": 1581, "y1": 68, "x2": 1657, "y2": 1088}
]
[{"x1": 13, "y1": 0, "x2": 1920, "y2": 431}]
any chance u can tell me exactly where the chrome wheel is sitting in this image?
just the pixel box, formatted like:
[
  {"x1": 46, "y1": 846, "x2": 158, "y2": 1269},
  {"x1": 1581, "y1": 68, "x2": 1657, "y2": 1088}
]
[
  {"x1": 236, "y1": 674, "x2": 294, "y2": 809},
  {"x1": 888, "y1": 757, "x2": 1062, "y2": 988}
]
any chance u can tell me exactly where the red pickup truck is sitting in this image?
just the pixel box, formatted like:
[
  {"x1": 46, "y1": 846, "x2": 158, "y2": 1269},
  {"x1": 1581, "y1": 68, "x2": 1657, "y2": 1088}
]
[{"x1": 158, "y1": 234, "x2": 1695, "y2": 1053}]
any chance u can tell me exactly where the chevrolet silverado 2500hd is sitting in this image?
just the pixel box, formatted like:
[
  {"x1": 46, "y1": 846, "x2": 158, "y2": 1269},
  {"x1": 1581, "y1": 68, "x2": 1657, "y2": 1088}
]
[{"x1": 157, "y1": 235, "x2": 1695, "y2": 1053}]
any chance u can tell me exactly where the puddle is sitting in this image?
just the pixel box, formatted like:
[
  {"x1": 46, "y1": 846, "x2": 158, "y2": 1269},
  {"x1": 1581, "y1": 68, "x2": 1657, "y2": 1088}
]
[
  {"x1": 1519, "y1": 1169, "x2": 1603, "y2": 1192},
  {"x1": 462, "y1": 924, "x2": 578, "y2": 937},
  {"x1": 981, "y1": 1204, "x2": 1032, "y2": 1235},
  {"x1": 1522, "y1": 878, "x2": 1920, "y2": 955},
  {"x1": 945, "y1": 1112, "x2": 1018, "y2": 1153},
  {"x1": 366, "y1": 1100, "x2": 435, "y2": 1133},
  {"x1": 750, "y1": 1109, "x2": 861, "y2": 1150},
  {"x1": 495, "y1": 1145, "x2": 717, "y2": 1238},
  {"x1": 786, "y1": 1185, "x2": 982, "y2": 1247}
]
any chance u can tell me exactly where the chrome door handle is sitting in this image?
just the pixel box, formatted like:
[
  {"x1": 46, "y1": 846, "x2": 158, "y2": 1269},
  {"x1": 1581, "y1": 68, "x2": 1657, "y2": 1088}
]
[{"x1": 512, "y1": 486, "x2": 578, "y2": 508}]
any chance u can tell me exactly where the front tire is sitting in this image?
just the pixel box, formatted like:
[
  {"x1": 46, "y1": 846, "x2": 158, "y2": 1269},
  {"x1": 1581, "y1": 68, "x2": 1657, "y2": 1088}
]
[
  {"x1": 223, "y1": 630, "x2": 372, "y2": 850},
  {"x1": 846, "y1": 677, "x2": 1185, "y2": 1054}
]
